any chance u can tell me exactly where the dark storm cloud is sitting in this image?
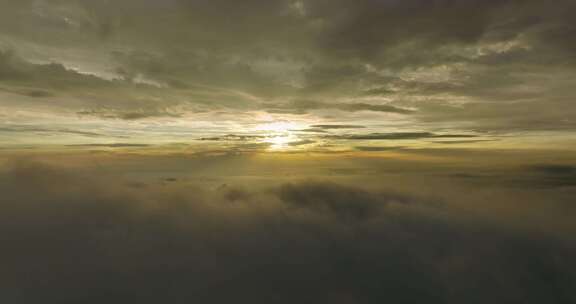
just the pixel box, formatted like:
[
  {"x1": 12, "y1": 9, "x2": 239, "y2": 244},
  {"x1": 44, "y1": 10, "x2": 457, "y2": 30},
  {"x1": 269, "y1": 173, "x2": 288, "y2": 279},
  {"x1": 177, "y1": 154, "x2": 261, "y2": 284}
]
[
  {"x1": 1, "y1": 161, "x2": 575, "y2": 303},
  {"x1": 326, "y1": 132, "x2": 478, "y2": 140}
]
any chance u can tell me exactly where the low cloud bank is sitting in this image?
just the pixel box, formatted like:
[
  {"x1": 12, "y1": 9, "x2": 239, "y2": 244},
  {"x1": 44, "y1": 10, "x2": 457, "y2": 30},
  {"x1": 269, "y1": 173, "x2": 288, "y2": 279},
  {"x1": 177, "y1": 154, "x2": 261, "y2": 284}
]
[{"x1": 0, "y1": 161, "x2": 574, "y2": 303}]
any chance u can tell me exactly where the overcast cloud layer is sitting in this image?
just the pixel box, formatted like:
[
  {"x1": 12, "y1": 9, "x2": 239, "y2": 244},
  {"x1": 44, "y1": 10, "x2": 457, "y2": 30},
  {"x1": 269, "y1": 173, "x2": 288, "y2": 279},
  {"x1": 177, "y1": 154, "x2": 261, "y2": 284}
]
[{"x1": 1, "y1": 0, "x2": 576, "y2": 150}]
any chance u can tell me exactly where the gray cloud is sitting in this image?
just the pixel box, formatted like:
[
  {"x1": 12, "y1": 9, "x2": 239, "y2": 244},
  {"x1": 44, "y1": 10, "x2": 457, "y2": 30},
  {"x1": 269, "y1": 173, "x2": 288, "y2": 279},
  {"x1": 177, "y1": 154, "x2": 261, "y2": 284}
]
[
  {"x1": 527, "y1": 164, "x2": 576, "y2": 187},
  {"x1": 1, "y1": 0, "x2": 576, "y2": 135},
  {"x1": 355, "y1": 146, "x2": 406, "y2": 152},
  {"x1": 288, "y1": 139, "x2": 316, "y2": 146},
  {"x1": 66, "y1": 143, "x2": 152, "y2": 148},
  {"x1": 310, "y1": 124, "x2": 367, "y2": 129},
  {"x1": 326, "y1": 132, "x2": 478, "y2": 141},
  {"x1": 77, "y1": 109, "x2": 183, "y2": 120},
  {"x1": 433, "y1": 140, "x2": 498, "y2": 145},
  {"x1": 271, "y1": 99, "x2": 415, "y2": 114},
  {"x1": 0, "y1": 126, "x2": 109, "y2": 137},
  {"x1": 531, "y1": 164, "x2": 576, "y2": 176},
  {"x1": 199, "y1": 134, "x2": 266, "y2": 141},
  {"x1": 0, "y1": 161, "x2": 575, "y2": 303},
  {"x1": 0, "y1": 49, "x2": 113, "y2": 88},
  {"x1": 297, "y1": 128, "x2": 328, "y2": 133},
  {"x1": 0, "y1": 86, "x2": 55, "y2": 98},
  {"x1": 277, "y1": 181, "x2": 424, "y2": 222}
]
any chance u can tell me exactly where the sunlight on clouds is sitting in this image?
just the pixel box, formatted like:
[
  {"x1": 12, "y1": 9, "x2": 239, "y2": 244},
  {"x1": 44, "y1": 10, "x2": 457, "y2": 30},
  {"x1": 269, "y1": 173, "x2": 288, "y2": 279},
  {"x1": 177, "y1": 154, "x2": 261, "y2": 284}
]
[
  {"x1": 265, "y1": 134, "x2": 298, "y2": 150},
  {"x1": 255, "y1": 121, "x2": 301, "y2": 133},
  {"x1": 2, "y1": 1, "x2": 576, "y2": 301},
  {"x1": 254, "y1": 121, "x2": 305, "y2": 150}
]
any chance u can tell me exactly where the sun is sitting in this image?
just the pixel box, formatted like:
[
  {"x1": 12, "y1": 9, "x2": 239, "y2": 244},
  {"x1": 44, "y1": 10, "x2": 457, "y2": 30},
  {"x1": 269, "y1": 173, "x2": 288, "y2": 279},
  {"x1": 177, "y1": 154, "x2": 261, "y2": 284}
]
[
  {"x1": 254, "y1": 121, "x2": 303, "y2": 150},
  {"x1": 254, "y1": 121, "x2": 298, "y2": 133},
  {"x1": 265, "y1": 134, "x2": 299, "y2": 150}
]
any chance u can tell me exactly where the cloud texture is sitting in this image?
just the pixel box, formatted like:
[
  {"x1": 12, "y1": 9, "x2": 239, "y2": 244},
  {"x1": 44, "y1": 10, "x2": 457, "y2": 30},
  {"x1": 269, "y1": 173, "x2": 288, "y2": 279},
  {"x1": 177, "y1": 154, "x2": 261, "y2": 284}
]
[
  {"x1": 1, "y1": 0, "x2": 576, "y2": 148},
  {"x1": 1, "y1": 161, "x2": 575, "y2": 303}
]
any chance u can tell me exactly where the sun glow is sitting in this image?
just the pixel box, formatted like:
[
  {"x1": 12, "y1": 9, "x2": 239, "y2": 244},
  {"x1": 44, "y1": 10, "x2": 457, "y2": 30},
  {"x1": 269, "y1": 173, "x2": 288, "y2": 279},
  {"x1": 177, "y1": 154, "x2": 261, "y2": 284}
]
[
  {"x1": 265, "y1": 135, "x2": 297, "y2": 150},
  {"x1": 255, "y1": 121, "x2": 303, "y2": 150},
  {"x1": 254, "y1": 121, "x2": 299, "y2": 133}
]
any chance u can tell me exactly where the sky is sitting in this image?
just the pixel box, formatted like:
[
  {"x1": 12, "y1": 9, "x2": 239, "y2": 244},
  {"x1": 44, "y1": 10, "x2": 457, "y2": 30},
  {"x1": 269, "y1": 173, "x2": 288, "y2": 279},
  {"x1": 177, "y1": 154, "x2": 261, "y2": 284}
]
[{"x1": 1, "y1": 1, "x2": 576, "y2": 303}]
